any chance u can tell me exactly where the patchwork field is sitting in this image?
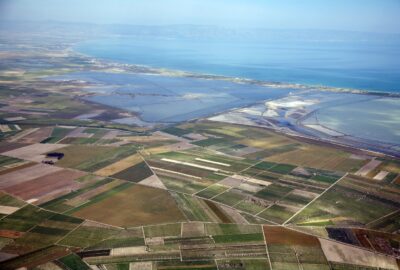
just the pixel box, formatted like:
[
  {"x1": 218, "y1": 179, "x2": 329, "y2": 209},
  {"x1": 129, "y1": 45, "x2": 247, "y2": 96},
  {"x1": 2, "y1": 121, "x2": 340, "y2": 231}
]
[
  {"x1": 264, "y1": 226, "x2": 330, "y2": 270},
  {"x1": 0, "y1": 112, "x2": 399, "y2": 269},
  {"x1": 290, "y1": 175, "x2": 400, "y2": 226}
]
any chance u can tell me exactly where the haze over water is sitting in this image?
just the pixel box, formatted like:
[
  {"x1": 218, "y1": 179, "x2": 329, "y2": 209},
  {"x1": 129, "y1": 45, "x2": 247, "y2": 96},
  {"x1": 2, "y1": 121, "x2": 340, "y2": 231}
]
[{"x1": 76, "y1": 34, "x2": 400, "y2": 93}]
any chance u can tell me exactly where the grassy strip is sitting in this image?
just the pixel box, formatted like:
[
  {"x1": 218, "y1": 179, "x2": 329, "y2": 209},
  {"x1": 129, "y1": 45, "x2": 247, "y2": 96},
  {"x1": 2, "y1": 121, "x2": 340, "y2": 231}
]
[
  {"x1": 192, "y1": 138, "x2": 226, "y2": 147},
  {"x1": 213, "y1": 233, "x2": 264, "y2": 243},
  {"x1": 30, "y1": 226, "x2": 70, "y2": 236}
]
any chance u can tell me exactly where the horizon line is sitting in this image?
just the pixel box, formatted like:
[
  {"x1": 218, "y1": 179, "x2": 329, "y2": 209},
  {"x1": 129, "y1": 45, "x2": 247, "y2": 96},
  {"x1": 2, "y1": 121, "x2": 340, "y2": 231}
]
[{"x1": 1, "y1": 19, "x2": 400, "y2": 36}]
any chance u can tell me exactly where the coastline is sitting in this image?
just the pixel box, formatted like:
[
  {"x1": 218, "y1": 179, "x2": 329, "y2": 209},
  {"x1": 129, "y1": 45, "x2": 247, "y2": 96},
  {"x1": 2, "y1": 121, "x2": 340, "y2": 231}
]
[
  {"x1": 64, "y1": 47, "x2": 400, "y2": 158},
  {"x1": 70, "y1": 45, "x2": 400, "y2": 98}
]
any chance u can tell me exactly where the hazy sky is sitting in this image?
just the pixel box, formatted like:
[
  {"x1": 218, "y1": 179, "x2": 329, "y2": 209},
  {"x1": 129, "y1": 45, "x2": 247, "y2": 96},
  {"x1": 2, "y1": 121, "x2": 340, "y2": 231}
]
[{"x1": 1, "y1": 0, "x2": 399, "y2": 33}]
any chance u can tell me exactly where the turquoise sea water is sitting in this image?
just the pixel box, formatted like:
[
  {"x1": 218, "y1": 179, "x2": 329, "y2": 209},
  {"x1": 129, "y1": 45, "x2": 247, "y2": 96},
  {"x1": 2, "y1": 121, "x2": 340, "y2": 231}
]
[{"x1": 76, "y1": 36, "x2": 400, "y2": 93}]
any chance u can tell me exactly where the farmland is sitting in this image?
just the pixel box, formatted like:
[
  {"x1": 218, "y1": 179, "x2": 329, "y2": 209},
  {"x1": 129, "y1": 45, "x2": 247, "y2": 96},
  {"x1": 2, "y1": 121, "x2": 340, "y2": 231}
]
[
  {"x1": 54, "y1": 144, "x2": 138, "y2": 172},
  {"x1": 71, "y1": 184, "x2": 186, "y2": 227},
  {"x1": 0, "y1": 118, "x2": 399, "y2": 269},
  {"x1": 0, "y1": 31, "x2": 399, "y2": 269}
]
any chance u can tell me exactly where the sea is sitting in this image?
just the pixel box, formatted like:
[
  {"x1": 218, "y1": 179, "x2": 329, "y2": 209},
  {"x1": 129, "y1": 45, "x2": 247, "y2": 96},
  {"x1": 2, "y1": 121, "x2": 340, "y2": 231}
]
[
  {"x1": 75, "y1": 34, "x2": 400, "y2": 93},
  {"x1": 72, "y1": 33, "x2": 400, "y2": 145}
]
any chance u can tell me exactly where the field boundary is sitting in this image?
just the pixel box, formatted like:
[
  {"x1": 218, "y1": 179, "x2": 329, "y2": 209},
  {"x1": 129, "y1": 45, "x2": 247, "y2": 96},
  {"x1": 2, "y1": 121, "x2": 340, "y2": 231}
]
[{"x1": 282, "y1": 173, "x2": 348, "y2": 225}]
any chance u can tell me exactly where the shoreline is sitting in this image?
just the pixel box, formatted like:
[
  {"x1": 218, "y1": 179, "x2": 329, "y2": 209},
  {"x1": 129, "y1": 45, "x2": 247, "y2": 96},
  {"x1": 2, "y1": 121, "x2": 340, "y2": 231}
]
[
  {"x1": 63, "y1": 47, "x2": 400, "y2": 158},
  {"x1": 70, "y1": 46, "x2": 400, "y2": 98}
]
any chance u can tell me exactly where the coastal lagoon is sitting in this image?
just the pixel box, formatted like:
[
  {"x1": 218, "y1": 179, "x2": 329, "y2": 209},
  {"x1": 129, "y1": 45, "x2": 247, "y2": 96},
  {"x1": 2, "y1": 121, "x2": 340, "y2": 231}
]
[
  {"x1": 48, "y1": 72, "x2": 292, "y2": 122},
  {"x1": 47, "y1": 71, "x2": 400, "y2": 147},
  {"x1": 209, "y1": 90, "x2": 400, "y2": 149},
  {"x1": 307, "y1": 97, "x2": 400, "y2": 145},
  {"x1": 53, "y1": 33, "x2": 400, "y2": 147},
  {"x1": 71, "y1": 31, "x2": 400, "y2": 145}
]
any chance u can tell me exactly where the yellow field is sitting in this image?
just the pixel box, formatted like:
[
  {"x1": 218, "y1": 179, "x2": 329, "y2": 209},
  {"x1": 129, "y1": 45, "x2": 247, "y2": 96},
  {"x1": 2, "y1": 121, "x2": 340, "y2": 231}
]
[
  {"x1": 239, "y1": 136, "x2": 294, "y2": 149},
  {"x1": 182, "y1": 121, "x2": 248, "y2": 138},
  {"x1": 142, "y1": 145, "x2": 174, "y2": 156},
  {"x1": 123, "y1": 134, "x2": 172, "y2": 143},
  {"x1": 95, "y1": 154, "x2": 143, "y2": 177}
]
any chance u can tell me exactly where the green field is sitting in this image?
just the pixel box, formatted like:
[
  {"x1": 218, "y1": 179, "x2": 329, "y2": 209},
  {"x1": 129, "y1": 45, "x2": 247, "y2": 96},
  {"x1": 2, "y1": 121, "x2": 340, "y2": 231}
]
[
  {"x1": 144, "y1": 223, "x2": 182, "y2": 238},
  {"x1": 112, "y1": 161, "x2": 153, "y2": 182},
  {"x1": 258, "y1": 205, "x2": 295, "y2": 224},
  {"x1": 213, "y1": 189, "x2": 247, "y2": 206},
  {"x1": 59, "y1": 254, "x2": 91, "y2": 270}
]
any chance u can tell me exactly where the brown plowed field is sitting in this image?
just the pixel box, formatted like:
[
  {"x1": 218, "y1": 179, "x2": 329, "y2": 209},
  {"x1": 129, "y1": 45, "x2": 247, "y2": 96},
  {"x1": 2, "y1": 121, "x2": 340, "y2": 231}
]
[
  {"x1": 4, "y1": 169, "x2": 86, "y2": 202},
  {"x1": 263, "y1": 226, "x2": 320, "y2": 246},
  {"x1": 0, "y1": 164, "x2": 63, "y2": 189},
  {"x1": 17, "y1": 127, "x2": 53, "y2": 144},
  {"x1": 0, "y1": 162, "x2": 35, "y2": 176},
  {"x1": 0, "y1": 142, "x2": 29, "y2": 154}
]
